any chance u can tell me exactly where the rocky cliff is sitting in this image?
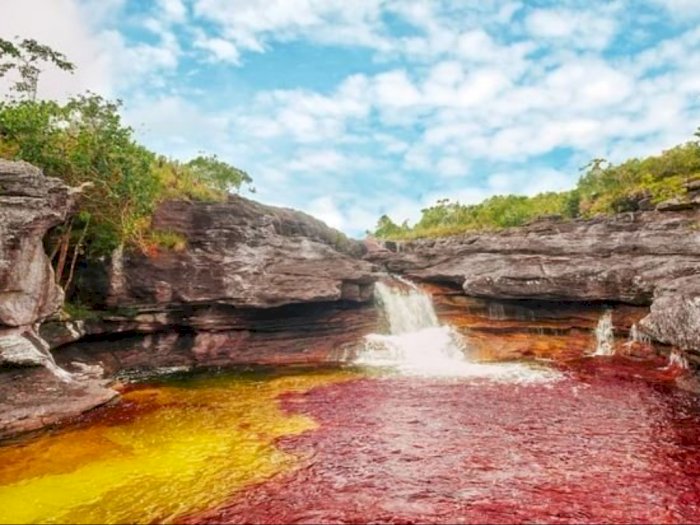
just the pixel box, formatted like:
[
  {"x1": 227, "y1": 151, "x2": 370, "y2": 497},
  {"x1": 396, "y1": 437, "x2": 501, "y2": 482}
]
[
  {"x1": 0, "y1": 160, "x2": 72, "y2": 328},
  {"x1": 4, "y1": 157, "x2": 700, "y2": 439},
  {"x1": 48, "y1": 196, "x2": 380, "y2": 375},
  {"x1": 0, "y1": 161, "x2": 380, "y2": 438},
  {"x1": 367, "y1": 210, "x2": 700, "y2": 363},
  {"x1": 0, "y1": 160, "x2": 117, "y2": 438}
]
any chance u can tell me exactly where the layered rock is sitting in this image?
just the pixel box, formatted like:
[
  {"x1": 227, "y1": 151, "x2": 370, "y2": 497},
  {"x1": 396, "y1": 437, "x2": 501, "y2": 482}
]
[
  {"x1": 367, "y1": 210, "x2": 700, "y2": 362},
  {"x1": 368, "y1": 211, "x2": 700, "y2": 304},
  {"x1": 77, "y1": 198, "x2": 374, "y2": 309},
  {"x1": 58, "y1": 196, "x2": 380, "y2": 373},
  {"x1": 640, "y1": 275, "x2": 700, "y2": 356},
  {"x1": 424, "y1": 282, "x2": 653, "y2": 363},
  {"x1": 0, "y1": 160, "x2": 73, "y2": 328},
  {"x1": 0, "y1": 160, "x2": 117, "y2": 439}
]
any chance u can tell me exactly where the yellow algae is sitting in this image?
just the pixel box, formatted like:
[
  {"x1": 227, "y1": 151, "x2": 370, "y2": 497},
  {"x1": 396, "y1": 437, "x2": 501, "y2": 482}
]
[{"x1": 0, "y1": 367, "x2": 358, "y2": 524}]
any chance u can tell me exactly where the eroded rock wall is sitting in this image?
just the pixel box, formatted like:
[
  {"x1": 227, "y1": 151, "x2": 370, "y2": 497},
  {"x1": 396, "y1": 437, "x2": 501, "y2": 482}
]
[
  {"x1": 0, "y1": 160, "x2": 117, "y2": 440},
  {"x1": 367, "y1": 210, "x2": 700, "y2": 363}
]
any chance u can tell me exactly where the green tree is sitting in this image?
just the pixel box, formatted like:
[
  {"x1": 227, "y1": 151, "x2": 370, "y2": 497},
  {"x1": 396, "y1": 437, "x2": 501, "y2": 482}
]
[
  {"x1": 185, "y1": 154, "x2": 254, "y2": 193},
  {"x1": 0, "y1": 37, "x2": 75, "y2": 101}
]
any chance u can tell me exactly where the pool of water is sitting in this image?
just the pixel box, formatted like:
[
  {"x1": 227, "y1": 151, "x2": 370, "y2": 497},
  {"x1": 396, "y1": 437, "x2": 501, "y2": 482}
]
[{"x1": 1, "y1": 358, "x2": 700, "y2": 524}]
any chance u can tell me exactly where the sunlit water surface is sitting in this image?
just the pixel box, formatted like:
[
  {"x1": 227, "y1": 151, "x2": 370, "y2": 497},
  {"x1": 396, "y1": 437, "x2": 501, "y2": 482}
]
[
  {"x1": 0, "y1": 368, "x2": 358, "y2": 524},
  {"x1": 1, "y1": 360, "x2": 700, "y2": 524}
]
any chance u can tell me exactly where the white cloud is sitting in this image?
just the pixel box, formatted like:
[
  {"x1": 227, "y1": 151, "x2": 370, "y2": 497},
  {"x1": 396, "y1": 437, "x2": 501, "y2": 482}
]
[
  {"x1": 436, "y1": 157, "x2": 469, "y2": 178},
  {"x1": 0, "y1": 0, "x2": 114, "y2": 98},
  {"x1": 158, "y1": 0, "x2": 187, "y2": 22},
  {"x1": 193, "y1": 35, "x2": 241, "y2": 64},
  {"x1": 308, "y1": 196, "x2": 346, "y2": 230},
  {"x1": 525, "y1": 7, "x2": 619, "y2": 50},
  {"x1": 191, "y1": 0, "x2": 390, "y2": 64},
  {"x1": 288, "y1": 150, "x2": 347, "y2": 172},
  {"x1": 0, "y1": 0, "x2": 183, "y2": 99},
  {"x1": 373, "y1": 70, "x2": 421, "y2": 108},
  {"x1": 650, "y1": 0, "x2": 700, "y2": 17}
]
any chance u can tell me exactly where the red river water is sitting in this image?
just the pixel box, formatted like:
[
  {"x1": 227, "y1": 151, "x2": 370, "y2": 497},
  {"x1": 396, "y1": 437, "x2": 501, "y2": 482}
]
[{"x1": 187, "y1": 358, "x2": 700, "y2": 525}]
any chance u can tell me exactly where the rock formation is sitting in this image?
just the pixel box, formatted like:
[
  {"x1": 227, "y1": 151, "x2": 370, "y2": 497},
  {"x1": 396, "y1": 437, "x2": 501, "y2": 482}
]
[
  {"x1": 366, "y1": 210, "x2": 700, "y2": 363},
  {"x1": 0, "y1": 160, "x2": 117, "y2": 439},
  {"x1": 77, "y1": 198, "x2": 375, "y2": 309},
  {"x1": 49, "y1": 196, "x2": 380, "y2": 374},
  {"x1": 3, "y1": 157, "x2": 700, "y2": 439},
  {"x1": 0, "y1": 160, "x2": 72, "y2": 328}
]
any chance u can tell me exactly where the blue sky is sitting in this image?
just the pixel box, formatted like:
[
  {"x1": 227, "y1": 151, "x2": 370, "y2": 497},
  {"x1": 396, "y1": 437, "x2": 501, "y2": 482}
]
[{"x1": 2, "y1": 0, "x2": 700, "y2": 236}]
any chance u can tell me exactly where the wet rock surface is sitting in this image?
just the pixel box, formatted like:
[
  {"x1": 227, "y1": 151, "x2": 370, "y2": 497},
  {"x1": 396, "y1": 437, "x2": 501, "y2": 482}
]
[{"x1": 0, "y1": 366, "x2": 117, "y2": 440}]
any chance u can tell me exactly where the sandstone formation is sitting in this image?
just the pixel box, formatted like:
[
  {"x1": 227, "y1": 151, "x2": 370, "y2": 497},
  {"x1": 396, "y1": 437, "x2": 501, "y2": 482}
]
[
  {"x1": 640, "y1": 275, "x2": 700, "y2": 353},
  {"x1": 0, "y1": 160, "x2": 73, "y2": 328},
  {"x1": 367, "y1": 211, "x2": 700, "y2": 304},
  {"x1": 0, "y1": 160, "x2": 117, "y2": 439},
  {"x1": 54, "y1": 196, "x2": 380, "y2": 375},
  {"x1": 3, "y1": 157, "x2": 700, "y2": 439},
  {"x1": 367, "y1": 210, "x2": 700, "y2": 363},
  {"x1": 77, "y1": 198, "x2": 375, "y2": 310}
]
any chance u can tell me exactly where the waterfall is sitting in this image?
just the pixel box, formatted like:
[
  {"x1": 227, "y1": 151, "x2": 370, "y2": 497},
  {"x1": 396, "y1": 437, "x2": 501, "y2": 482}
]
[
  {"x1": 373, "y1": 277, "x2": 440, "y2": 334},
  {"x1": 354, "y1": 277, "x2": 468, "y2": 376},
  {"x1": 593, "y1": 310, "x2": 615, "y2": 356},
  {"x1": 350, "y1": 276, "x2": 560, "y2": 382},
  {"x1": 665, "y1": 349, "x2": 690, "y2": 371},
  {"x1": 628, "y1": 324, "x2": 651, "y2": 346}
]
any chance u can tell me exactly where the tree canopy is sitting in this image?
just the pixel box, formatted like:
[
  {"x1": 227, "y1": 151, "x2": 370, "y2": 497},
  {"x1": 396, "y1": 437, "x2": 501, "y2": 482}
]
[
  {"x1": 372, "y1": 135, "x2": 700, "y2": 240},
  {"x1": 0, "y1": 37, "x2": 253, "y2": 293}
]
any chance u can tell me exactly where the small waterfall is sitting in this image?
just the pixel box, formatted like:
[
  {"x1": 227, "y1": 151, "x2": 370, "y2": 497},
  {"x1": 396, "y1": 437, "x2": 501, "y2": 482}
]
[
  {"x1": 374, "y1": 277, "x2": 440, "y2": 334},
  {"x1": 488, "y1": 303, "x2": 506, "y2": 321},
  {"x1": 628, "y1": 324, "x2": 651, "y2": 346},
  {"x1": 351, "y1": 276, "x2": 561, "y2": 382},
  {"x1": 355, "y1": 277, "x2": 468, "y2": 376},
  {"x1": 593, "y1": 310, "x2": 615, "y2": 356},
  {"x1": 665, "y1": 349, "x2": 690, "y2": 371}
]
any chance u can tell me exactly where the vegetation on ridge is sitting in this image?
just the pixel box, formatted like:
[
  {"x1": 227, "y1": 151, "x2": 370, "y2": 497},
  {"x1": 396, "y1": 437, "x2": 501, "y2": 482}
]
[
  {"x1": 0, "y1": 37, "x2": 252, "y2": 293},
  {"x1": 373, "y1": 133, "x2": 700, "y2": 240}
]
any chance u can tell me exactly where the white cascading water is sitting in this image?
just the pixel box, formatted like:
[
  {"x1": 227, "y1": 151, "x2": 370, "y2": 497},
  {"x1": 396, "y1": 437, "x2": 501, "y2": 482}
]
[
  {"x1": 627, "y1": 324, "x2": 651, "y2": 346},
  {"x1": 665, "y1": 349, "x2": 690, "y2": 371},
  {"x1": 593, "y1": 310, "x2": 615, "y2": 356},
  {"x1": 352, "y1": 276, "x2": 560, "y2": 382}
]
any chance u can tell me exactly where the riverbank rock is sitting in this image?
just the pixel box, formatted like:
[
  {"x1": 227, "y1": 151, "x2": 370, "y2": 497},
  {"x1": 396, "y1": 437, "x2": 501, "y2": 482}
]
[
  {"x1": 77, "y1": 197, "x2": 376, "y2": 309},
  {"x1": 53, "y1": 196, "x2": 380, "y2": 374},
  {"x1": 367, "y1": 211, "x2": 700, "y2": 363},
  {"x1": 0, "y1": 159, "x2": 120, "y2": 439},
  {"x1": 367, "y1": 211, "x2": 700, "y2": 304},
  {"x1": 639, "y1": 275, "x2": 700, "y2": 357}
]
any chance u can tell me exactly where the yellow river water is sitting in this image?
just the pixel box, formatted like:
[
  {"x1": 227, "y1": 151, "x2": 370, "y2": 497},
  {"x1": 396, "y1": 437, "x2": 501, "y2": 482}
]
[{"x1": 0, "y1": 368, "x2": 357, "y2": 524}]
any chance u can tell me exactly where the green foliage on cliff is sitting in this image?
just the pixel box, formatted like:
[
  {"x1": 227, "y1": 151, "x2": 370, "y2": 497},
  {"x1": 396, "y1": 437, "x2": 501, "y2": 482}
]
[
  {"x1": 0, "y1": 96, "x2": 253, "y2": 254},
  {"x1": 373, "y1": 135, "x2": 700, "y2": 240},
  {"x1": 0, "y1": 37, "x2": 253, "y2": 292}
]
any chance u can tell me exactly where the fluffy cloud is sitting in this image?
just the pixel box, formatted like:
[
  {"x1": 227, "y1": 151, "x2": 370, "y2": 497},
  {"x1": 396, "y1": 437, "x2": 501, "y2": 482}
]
[
  {"x1": 2, "y1": 0, "x2": 700, "y2": 236},
  {"x1": 524, "y1": 7, "x2": 619, "y2": 50}
]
